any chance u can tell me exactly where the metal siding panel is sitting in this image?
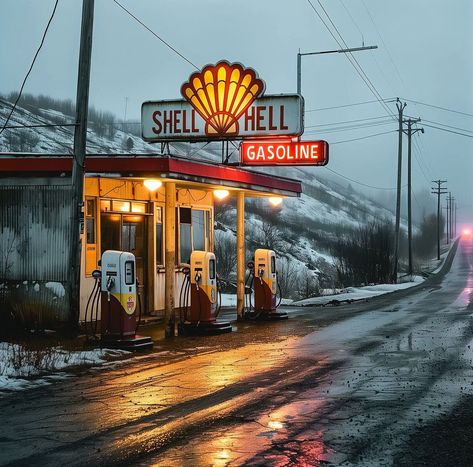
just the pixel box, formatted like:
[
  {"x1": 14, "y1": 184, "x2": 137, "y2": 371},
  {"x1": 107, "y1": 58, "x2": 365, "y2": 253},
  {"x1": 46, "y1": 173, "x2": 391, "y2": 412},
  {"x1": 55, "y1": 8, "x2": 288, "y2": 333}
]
[
  {"x1": 0, "y1": 185, "x2": 70, "y2": 281},
  {"x1": 0, "y1": 185, "x2": 71, "y2": 327}
]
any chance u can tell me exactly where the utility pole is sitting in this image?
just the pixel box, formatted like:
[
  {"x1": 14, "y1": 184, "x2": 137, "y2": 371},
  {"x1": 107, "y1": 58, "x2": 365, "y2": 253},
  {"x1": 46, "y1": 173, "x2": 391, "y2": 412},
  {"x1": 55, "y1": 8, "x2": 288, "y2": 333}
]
[
  {"x1": 393, "y1": 99, "x2": 407, "y2": 283},
  {"x1": 453, "y1": 201, "x2": 457, "y2": 237},
  {"x1": 403, "y1": 117, "x2": 423, "y2": 276},
  {"x1": 446, "y1": 193, "x2": 452, "y2": 243},
  {"x1": 68, "y1": 0, "x2": 95, "y2": 334},
  {"x1": 451, "y1": 196, "x2": 455, "y2": 240},
  {"x1": 431, "y1": 180, "x2": 447, "y2": 260}
]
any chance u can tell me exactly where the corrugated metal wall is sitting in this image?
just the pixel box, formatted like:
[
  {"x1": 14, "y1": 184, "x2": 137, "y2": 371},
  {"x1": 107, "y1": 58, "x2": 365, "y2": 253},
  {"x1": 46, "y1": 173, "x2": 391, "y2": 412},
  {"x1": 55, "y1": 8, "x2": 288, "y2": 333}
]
[{"x1": 0, "y1": 184, "x2": 72, "y2": 329}]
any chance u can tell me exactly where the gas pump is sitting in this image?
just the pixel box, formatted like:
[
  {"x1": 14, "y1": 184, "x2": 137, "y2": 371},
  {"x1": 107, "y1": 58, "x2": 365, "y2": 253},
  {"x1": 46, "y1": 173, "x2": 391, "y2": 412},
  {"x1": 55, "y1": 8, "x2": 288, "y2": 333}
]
[
  {"x1": 244, "y1": 248, "x2": 287, "y2": 320},
  {"x1": 178, "y1": 250, "x2": 232, "y2": 335},
  {"x1": 98, "y1": 250, "x2": 153, "y2": 350}
]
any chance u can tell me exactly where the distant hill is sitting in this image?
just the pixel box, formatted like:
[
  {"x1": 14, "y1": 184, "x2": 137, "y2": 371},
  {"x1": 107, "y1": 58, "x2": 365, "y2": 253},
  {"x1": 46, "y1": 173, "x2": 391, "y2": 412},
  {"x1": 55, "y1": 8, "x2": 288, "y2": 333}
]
[{"x1": 0, "y1": 94, "x2": 408, "y2": 299}]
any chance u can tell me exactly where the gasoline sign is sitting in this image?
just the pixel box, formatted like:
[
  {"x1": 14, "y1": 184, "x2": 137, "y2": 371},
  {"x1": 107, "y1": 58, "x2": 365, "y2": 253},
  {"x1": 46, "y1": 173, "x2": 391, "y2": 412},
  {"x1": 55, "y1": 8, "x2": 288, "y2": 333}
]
[
  {"x1": 240, "y1": 139, "x2": 329, "y2": 166},
  {"x1": 141, "y1": 60, "x2": 304, "y2": 141}
]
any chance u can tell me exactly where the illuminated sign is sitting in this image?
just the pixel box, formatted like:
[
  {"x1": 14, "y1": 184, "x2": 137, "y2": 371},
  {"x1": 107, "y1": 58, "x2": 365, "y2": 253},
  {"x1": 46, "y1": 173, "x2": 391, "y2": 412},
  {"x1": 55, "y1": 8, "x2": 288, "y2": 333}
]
[
  {"x1": 141, "y1": 61, "x2": 304, "y2": 141},
  {"x1": 182, "y1": 61, "x2": 265, "y2": 137},
  {"x1": 240, "y1": 139, "x2": 329, "y2": 166}
]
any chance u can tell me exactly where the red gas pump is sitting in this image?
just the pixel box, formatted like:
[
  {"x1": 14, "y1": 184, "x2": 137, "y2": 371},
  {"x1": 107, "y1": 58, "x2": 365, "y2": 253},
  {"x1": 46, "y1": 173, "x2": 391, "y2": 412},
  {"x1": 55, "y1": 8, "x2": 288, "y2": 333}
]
[
  {"x1": 98, "y1": 250, "x2": 153, "y2": 350},
  {"x1": 245, "y1": 249, "x2": 287, "y2": 320},
  {"x1": 178, "y1": 250, "x2": 232, "y2": 335}
]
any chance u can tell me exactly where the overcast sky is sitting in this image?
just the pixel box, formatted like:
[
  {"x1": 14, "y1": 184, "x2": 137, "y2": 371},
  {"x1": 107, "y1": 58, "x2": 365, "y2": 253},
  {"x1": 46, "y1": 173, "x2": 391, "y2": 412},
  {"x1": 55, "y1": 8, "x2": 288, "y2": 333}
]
[{"x1": 1, "y1": 0, "x2": 472, "y2": 222}]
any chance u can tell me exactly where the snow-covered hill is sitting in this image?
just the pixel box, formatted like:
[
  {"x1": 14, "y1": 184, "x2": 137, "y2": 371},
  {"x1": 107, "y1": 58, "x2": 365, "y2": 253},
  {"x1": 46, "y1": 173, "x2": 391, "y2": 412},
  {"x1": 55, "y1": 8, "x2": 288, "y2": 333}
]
[{"x1": 0, "y1": 97, "x2": 402, "y2": 298}]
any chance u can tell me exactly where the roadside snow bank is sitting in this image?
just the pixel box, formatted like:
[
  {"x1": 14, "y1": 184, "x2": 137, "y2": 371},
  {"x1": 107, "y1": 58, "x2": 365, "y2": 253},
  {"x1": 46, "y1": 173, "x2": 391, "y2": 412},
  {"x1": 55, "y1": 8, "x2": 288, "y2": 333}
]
[
  {"x1": 292, "y1": 276, "x2": 424, "y2": 306},
  {"x1": 0, "y1": 342, "x2": 128, "y2": 393}
]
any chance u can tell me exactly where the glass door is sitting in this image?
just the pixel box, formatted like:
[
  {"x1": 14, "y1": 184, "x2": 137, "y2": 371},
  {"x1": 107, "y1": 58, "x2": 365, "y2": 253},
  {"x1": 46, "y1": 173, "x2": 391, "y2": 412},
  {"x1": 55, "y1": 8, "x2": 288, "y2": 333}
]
[{"x1": 100, "y1": 213, "x2": 148, "y2": 312}]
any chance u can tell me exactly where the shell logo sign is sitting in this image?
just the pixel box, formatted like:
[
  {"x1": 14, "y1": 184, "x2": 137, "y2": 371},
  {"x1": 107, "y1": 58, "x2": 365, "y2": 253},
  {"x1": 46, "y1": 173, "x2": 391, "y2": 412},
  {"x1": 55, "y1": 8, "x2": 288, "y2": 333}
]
[
  {"x1": 141, "y1": 61, "x2": 304, "y2": 141},
  {"x1": 181, "y1": 61, "x2": 265, "y2": 137}
]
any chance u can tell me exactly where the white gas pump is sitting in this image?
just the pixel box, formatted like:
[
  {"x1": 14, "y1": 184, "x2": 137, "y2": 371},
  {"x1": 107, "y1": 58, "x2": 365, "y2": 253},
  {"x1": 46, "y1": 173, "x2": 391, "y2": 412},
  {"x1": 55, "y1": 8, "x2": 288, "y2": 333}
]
[
  {"x1": 245, "y1": 248, "x2": 286, "y2": 319},
  {"x1": 92, "y1": 250, "x2": 152, "y2": 350},
  {"x1": 178, "y1": 250, "x2": 232, "y2": 335}
]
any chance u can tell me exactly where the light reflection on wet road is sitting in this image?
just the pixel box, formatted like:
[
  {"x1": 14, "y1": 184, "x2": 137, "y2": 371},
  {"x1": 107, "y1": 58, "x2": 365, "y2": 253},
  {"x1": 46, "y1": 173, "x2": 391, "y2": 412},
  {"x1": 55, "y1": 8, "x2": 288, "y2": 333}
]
[{"x1": 1, "y1": 238, "x2": 473, "y2": 466}]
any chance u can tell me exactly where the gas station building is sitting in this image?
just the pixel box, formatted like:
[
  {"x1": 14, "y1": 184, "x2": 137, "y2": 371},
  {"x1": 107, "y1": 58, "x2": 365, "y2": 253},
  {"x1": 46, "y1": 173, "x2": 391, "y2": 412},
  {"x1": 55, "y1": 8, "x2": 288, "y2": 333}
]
[{"x1": 0, "y1": 154, "x2": 301, "y2": 334}]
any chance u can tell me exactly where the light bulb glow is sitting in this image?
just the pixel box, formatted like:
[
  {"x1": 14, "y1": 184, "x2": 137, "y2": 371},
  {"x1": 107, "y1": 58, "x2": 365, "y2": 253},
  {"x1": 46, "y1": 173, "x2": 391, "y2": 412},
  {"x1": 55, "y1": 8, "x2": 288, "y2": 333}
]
[
  {"x1": 143, "y1": 179, "x2": 162, "y2": 191},
  {"x1": 214, "y1": 189, "x2": 230, "y2": 200},
  {"x1": 269, "y1": 197, "x2": 283, "y2": 207}
]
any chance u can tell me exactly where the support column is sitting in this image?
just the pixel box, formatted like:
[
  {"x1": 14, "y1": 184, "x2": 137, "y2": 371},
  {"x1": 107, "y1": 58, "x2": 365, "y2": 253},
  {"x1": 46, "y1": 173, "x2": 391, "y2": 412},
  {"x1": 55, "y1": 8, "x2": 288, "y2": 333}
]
[
  {"x1": 164, "y1": 182, "x2": 176, "y2": 337},
  {"x1": 236, "y1": 191, "x2": 245, "y2": 320}
]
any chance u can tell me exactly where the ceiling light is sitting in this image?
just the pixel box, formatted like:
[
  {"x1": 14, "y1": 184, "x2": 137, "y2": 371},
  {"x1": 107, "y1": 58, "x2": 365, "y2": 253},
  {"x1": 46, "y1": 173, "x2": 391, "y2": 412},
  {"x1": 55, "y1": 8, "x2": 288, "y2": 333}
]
[
  {"x1": 143, "y1": 179, "x2": 162, "y2": 191},
  {"x1": 214, "y1": 189, "x2": 230, "y2": 200},
  {"x1": 269, "y1": 197, "x2": 283, "y2": 207}
]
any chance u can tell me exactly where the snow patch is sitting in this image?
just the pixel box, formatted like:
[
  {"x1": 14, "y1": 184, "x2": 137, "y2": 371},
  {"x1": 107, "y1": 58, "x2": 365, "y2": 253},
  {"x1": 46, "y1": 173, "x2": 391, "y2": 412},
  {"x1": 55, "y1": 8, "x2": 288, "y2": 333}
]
[{"x1": 45, "y1": 282, "x2": 66, "y2": 298}]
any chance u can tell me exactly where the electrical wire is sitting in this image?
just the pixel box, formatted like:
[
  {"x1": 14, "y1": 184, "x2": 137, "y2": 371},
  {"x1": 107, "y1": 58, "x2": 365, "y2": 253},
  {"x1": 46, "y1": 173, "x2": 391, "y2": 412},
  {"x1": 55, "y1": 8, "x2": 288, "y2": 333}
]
[
  {"x1": 360, "y1": 0, "x2": 409, "y2": 95},
  {"x1": 113, "y1": 0, "x2": 199, "y2": 70},
  {"x1": 419, "y1": 119, "x2": 473, "y2": 134},
  {"x1": 339, "y1": 0, "x2": 397, "y2": 97},
  {"x1": 329, "y1": 129, "x2": 396, "y2": 145},
  {"x1": 0, "y1": 0, "x2": 59, "y2": 136},
  {"x1": 305, "y1": 120, "x2": 394, "y2": 135},
  {"x1": 421, "y1": 123, "x2": 473, "y2": 138},
  {"x1": 306, "y1": 0, "x2": 395, "y2": 119},
  {"x1": 305, "y1": 98, "x2": 396, "y2": 113},
  {"x1": 305, "y1": 114, "x2": 390, "y2": 128},
  {"x1": 2, "y1": 123, "x2": 77, "y2": 130},
  {"x1": 401, "y1": 98, "x2": 473, "y2": 118},
  {"x1": 322, "y1": 166, "x2": 405, "y2": 191}
]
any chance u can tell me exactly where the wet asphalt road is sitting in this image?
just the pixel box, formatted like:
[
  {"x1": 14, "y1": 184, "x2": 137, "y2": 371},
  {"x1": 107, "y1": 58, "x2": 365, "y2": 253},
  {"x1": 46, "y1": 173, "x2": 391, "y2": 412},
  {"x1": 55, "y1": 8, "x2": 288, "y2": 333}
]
[{"x1": 1, "y1": 237, "x2": 473, "y2": 466}]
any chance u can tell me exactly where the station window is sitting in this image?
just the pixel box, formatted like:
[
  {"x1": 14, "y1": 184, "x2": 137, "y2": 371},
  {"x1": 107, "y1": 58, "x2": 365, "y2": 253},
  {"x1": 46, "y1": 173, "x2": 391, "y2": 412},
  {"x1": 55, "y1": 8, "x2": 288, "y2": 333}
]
[
  {"x1": 113, "y1": 200, "x2": 130, "y2": 212},
  {"x1": 179, "y1": 208, "x2": 192, "y2": 264},
  {"x1": 177, "y1": 207, "x2": 212, "y2": 264},
  {"x1": 132, "y1": 202, "x2": 147, "y2": 213},
  {"x1": 100, "y1": 199, "x2": 111, "y2": 212},
  {"x1": 85, "y1": 197, "x2": 97, "y2": 276},
  {"x1": 156, "y1": 206, "x2": 163, "y2": 266},
  {"x1": 85, "y1": 198, "x2": 96, "y2": 244},
  {"x1": 100, "y1": 199, "x2": 148, "y2": 214}
]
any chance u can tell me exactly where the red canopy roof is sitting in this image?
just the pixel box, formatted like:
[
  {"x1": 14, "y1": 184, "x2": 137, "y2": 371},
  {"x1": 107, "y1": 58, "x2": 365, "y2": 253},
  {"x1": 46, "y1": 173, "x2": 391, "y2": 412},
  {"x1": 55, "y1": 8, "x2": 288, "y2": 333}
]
[{"x1": 0, "y1": 155, "x2": 302, "y2": 197}]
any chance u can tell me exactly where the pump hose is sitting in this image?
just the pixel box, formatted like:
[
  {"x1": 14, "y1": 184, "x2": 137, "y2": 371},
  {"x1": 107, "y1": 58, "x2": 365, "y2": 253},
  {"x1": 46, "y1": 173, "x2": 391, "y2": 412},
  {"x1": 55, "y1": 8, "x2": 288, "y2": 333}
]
[
  {"x1": 245, "y1": 273, "x2": 260, "y2": 319},
  {"x1": 93, "y1": 283, "x2": 100, "y2": 338},
  {"x1": 276, "y1": 278, "x2": 282, "y2": 308},
  {"x1": 135, "y1": 280, "x2": 142, "y2": 333},
  {"x1": 84, "y1": 280, "x2": 98, "y2": 341},
  {"x1": 85, "y1": 279, "x2": 100, "y2": 341},
  {"x1": 179, "y1": 275, "x2": 190, "y2": 323},
  {"x1": 215, "y1": 276, "x2": 222, "y2": 318}
]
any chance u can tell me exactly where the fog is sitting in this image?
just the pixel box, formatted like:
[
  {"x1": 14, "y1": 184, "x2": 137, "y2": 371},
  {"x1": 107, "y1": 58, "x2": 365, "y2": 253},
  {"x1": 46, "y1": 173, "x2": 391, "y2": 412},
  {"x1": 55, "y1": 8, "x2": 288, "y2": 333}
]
[{"x1": 1, "y1": 0, "x2": 472, "y2": 221}]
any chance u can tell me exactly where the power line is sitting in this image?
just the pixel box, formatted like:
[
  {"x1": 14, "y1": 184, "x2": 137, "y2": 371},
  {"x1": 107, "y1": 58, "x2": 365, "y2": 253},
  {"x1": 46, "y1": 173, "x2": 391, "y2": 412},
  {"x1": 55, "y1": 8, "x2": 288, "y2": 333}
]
[
  {"x1": 113, "y1": 0, "x2": 199, "y2": 70},
  {"x1": 308, "y1": 0, "x2": 395, "y2": 119},
  {"x1": 419, "y1": 118, "x2": 473, "y2": 134},
  {"x1": 305, "y1": 114, "x2": 390, "y2": 128},
  {"x1": 305, "y1": 120, "x2": 393, "y2": 135},
  {"x1": 339, "y1": 0, "x2": 364, "y2": 41},
  {"x1": 2, "y1": 123, "x2": 77, "y2": 130},
  {"x1": 329, "y1": 129, "x2": 396, "y2": 144},
  {"x1": 0, "y1": 0, "x2": 59, "y2": 136},
  {"x1": 340, "y1": 0, "x2": 398, "y2": 97},
  {"x1": 360, "y1": 0, "x2": 409, "y2": 95},
  {"x1": 323, "y1": 166, "x2": 406, "y2": 191},
  {"x1": 401, "y1": 97, "x2": 473, "y2": 118},
  {"x1": 305, "y1": 98, "x2": 396, "y2": 113},
  {"x1": 421, "y1": 123, "x2": 473, "y2": 138}
]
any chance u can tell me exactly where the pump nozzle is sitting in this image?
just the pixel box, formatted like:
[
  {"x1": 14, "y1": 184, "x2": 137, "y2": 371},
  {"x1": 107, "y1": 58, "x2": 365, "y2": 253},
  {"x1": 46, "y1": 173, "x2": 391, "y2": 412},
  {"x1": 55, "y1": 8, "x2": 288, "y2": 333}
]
[
  {"x1": 195, "y1": 271, "x2": 202, "y2": 291},
  {"x1": 106, "y1": 276, "x2": 115, "y2": 301},
  {"x1": 258, "y1": 268, "x2": 264, "y2": 284}
]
